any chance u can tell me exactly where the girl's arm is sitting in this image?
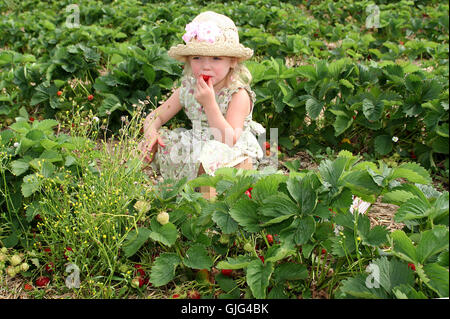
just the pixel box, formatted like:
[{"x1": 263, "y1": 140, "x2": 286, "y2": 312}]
[
  {"x1": 143, "y1": 88, "x2": 182, "y2": 137},
  {"x1": 203, "y1": 88, "x2": 251, "y2": 147}
]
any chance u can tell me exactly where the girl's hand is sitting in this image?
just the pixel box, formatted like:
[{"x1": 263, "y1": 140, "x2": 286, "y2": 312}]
[
  {"x1": 194, "y1": 76, "x2": 216, "y2": 109},
  {"x1": 138, "y1": 131, "x2": 165, "y2": 163}
]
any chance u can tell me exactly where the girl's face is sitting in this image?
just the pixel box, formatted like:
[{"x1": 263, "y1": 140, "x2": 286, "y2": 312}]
[{"x1": 188, "y1": 56, "x2": 237, "y2": 90}]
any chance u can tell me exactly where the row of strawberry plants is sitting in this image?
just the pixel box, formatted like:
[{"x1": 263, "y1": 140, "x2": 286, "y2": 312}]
[{"x1": 1, "y1": 110, "x2": 447, "y2": 298}]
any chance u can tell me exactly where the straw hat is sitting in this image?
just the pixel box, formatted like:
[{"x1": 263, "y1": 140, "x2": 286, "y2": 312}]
[{"x1": 168, "y1": 11, "x2": 253, "y2": 62}]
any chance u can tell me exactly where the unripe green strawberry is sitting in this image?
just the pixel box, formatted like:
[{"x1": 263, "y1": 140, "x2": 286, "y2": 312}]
[
  {"x1": 0, "y1": 262, "x2": 5, "y2": 270},
  {"x1": 0, "y1": 253, "x2": 6, "y2": 262},
  {"x1": 134, "y1": 200, "x2": 151, "y2": 213},
  {"x1": 157, "y1": 211, "x2": 169, "y2": 225},
  {"x1": 131, "y1": 277, "x2": 140, "y2": 288},
  {"x1": 20, "y1": 262, "x2": 30, "y2": 272},
  {"x1": 244, "y1": 243, "x2": 253, "y2": 252},
  {"x1": 6, "y1": 265, "x2": 16, "y2": 277},
  {"x1": 10, "y1": 254, "x2": 22, "y2": 266},
  {"x1": 1, "y1": 247, "x2": 7, "y2": 254},
  {"x1": 219, "y1": 234, "x2": 230, "y2": 244}
]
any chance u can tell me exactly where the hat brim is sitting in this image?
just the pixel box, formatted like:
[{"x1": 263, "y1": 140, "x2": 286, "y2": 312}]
[{"x1": 168, "y1": 42, "x2": 253, "y2": 62}]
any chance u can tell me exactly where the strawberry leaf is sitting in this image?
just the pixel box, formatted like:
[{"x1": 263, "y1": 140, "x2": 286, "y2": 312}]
[
  {"x1": 149, "y1": 253, "x2": 181, "y2": 287},
  {"x1": 246, "y1": 259, "x2": 274, "y2": 299}
]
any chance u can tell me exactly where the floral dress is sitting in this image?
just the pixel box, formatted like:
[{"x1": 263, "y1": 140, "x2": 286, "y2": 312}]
[{"x1": 150, "y1": 75, "x2": 266, "y2": 182}]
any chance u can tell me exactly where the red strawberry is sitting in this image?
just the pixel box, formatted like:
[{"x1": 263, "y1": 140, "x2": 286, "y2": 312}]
[
  {"x1": 321, "y1": 249, "x2": 327, "y2": 255},
  {"x1": 188, "y1": 290, "x2": 201, "y2": 299},
  {"x1": 408, "y1": 263, "x2": 416, "y2": 271},
  {"x1": 87, "y1": 94, "x2": 94, "y2": 101},
  {"x1": 264, "y1": 141, "x2": 270, "y2": 150},
  {"x1": 134, "y1": 264, "x2": 146, "y2": 277},
  {"x1": 172, "y1": 293, "x2": 180, "y2": 298},
  {"x1": 45, "y1": 262, "x2": 54, "y2": 273},
  {"x1": 202, "y1": 75, "x2": 211, "y2": 82},
  {"x1": 29, "y1": 116, "x2": 35, "y2": 122},
  {"x1": 221, "y1": 269, "x2": 233, "y2": 277},
  {"x1": 266, "y1": 234, "x2": 274, "y2": 245},
  {"x1": 44, "y1": 247, "x2": 52, "y2": 255},
  {"x1": 24, "y1": 283, "x2": 33, "y2": 291},
  {"x1": 245, "y1": 187, "x2": 253, "y2": 199},
  {"x1": 35, "y1": 276, "x2": 50, "y2": 287},
  {"x1": 57, "y1": 91, "x2": 62, "y2": 96},
  {"x1": 64, "y1": 246, "x2": 73, "y2": 260},
  {"x1": 258, "y1": 255, "x2": 265, "y2": 263}
]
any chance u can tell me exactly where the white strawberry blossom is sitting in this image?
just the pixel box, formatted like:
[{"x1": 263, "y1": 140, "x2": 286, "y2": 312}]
[{"x1": 392, "y1": 136, "x2": 398, "y2": 142}]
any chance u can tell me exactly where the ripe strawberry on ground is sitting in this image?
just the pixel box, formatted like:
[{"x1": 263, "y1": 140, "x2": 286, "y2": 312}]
[
  {"x1": 24, "y1": 283, "x2": 33, "y2": 291},
  {"x1": 266, "y1": 234, "x2": 273, "y2": 245},
  {"x1": 45, "y1": 262, "x2": 54, "y2": 273},
  {"x1": 64, "y1": 246, "x2": 73, "y2": 260},
  {"x1": 221, "y1": 269, "x2": 233, "y2": 277},
  {"x1": 35, "y1": 276, "x2": 50, "y2": 287},
  {"x1": 88, "y1": 94, "x2": 94, "y2": 101},
  {"x1": 244, "y1": 187, "x2": 253, "y2": 199},
  {"x1": 57, "y1": 91, "x2": 62, "y2": 96},
  {"x1": 187, "y1": 290, "x2": 201, "y2": 299}
]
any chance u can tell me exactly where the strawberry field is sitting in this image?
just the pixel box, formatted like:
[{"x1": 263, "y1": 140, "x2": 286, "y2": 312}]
[{"x1": 0, "y1": 0, "x2": 448, "y2": 300}]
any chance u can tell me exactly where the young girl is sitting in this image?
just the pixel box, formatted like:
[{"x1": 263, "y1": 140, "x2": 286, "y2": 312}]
[{"x1": 138, "y1": 11, "x2": 265, "y2": 183}]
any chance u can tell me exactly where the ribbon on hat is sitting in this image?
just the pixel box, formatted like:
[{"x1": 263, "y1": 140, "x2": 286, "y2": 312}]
[{"x1": 182, "y1": 21, "x2": 222, "y2": 44}]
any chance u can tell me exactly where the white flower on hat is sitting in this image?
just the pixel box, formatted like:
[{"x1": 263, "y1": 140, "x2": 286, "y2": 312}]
[{"x1": 182, "y1": 21, "x2": 222, "y2": 44}]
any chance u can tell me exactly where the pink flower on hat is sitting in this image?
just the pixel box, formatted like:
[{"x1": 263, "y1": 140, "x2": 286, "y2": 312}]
[{"x1": 182, "y1": 21, "x2": 222, "y2": 44}]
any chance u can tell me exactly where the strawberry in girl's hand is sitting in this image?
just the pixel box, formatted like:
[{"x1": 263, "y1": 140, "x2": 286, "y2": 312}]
[{"x1": 202, "y1": 75, "x2": 211, "y2": 82}]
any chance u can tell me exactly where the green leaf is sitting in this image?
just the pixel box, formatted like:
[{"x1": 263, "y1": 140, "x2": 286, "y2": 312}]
[
  {"x1": 212, "y1": 210, "x2": 239, "y2": 234},
  {"x1": 122, "y1": 227, "x2": 152, "y2": 258},
  {"x1": 333, "y1": 114, "x2": 352, "y2": 136},
  {"x1": 149, "y1": 219, "x2": 178, "y2": 247},
  {"x1": 149, "y1": 253, "x2": 181, "y2": 287},
  {"x1": 341, "y1": 170, "x2": 380, "y2": 202},
  {"x1": 390, "y1": 162, "x2": 432, "y2": 184},
  {"x1": 183, "y1": 244, "x2": 213, "y2": 270},
  {"x1": 265, "y1": 245, "x2": 295, "y2": 263},
  {"x1": 305, "y1": 97, "x2": 324, "y2": 120},
  {"x1": 339, "y1": 274, "x2": 388, "y2": 298},
  {"x1": 281, "y1": 216, "x2": 315, "y2": 245},
  {"x1": 216, "y1": 255, "x2": 254, "y2": 270},
  {"x1": 273, "y1": 262, "x2": 308, "y2": 281},
  {"x1": 394, "y1": 196, "x2": 431, "y2": 222},
  {"x1": 363, "y1": 98, "x2": 384, "y2": 121},
  {"x1": 246, "y1": 259, "x2": 274, "y2": 299},
  {"x1": 286, "y1": 174, "x2": 317, "y2": 215},
  {"x1": 391, "y1": 230, "x2": 418, "y2": 263},
  {"x1": 259, "y1": 193, "x2": 298, "y2": 218},
  {"x1": 423, "y1": 263, "x2": 449, "y2": 297},
  {"x1": 21, "y1": 173, "x2": 40, "y2": 197},
  {"x1": 215, "y1": 273, "x2": 239, "y2": 293},
  {"x1": 229, "y1": 198, "x2": 261, "y2": 232},
  {"x1": 10, "y1": 159, "x2": 29, "y2": 176},
  {"x1": 416, "y1": 226, "x2": 449, "y2": 264},
  {"x1": 382, "y1": 190, "x2": 417, "y2": 205},
  {"x1": 374, "y1": 135, "x2": 393, "y2": 155},
  {"x1": 375, "y1": 256, "x2": 415, "y2": 293},
  {"x1": 392, "y1": 284, "x2": 428, "y2": 299}
]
